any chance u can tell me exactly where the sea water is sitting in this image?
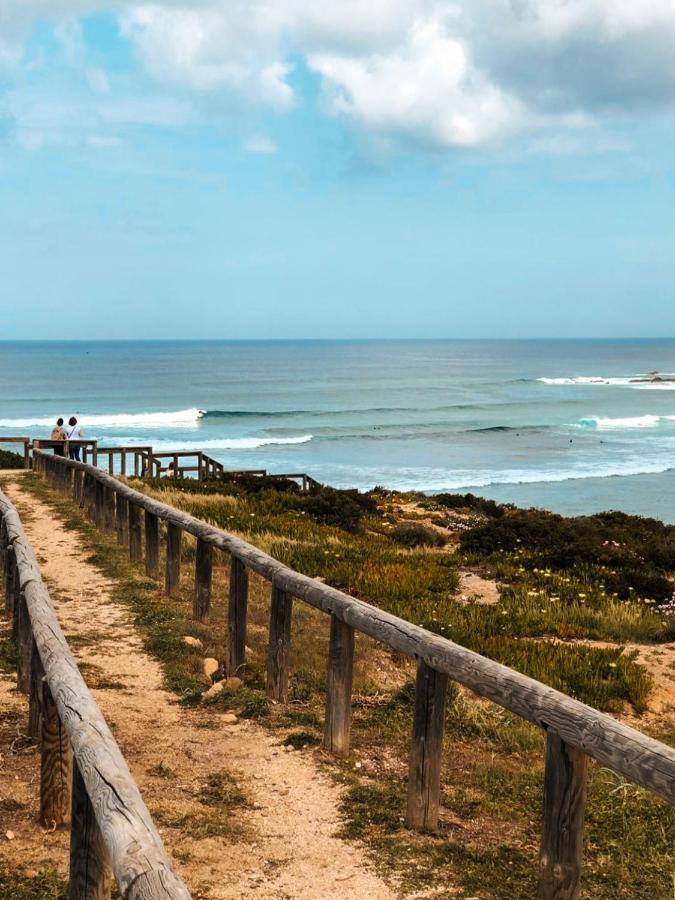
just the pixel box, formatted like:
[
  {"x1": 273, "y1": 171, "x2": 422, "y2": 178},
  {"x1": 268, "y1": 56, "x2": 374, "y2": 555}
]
[{"x1": 1, "y1": 339, "x2": 675, "y2": 521}]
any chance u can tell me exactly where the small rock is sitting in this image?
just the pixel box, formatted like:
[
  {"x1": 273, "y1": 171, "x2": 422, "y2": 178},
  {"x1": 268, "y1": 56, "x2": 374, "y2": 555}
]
[
  {"x1": 203, "y1": 657, "x2": 219, "y2": 679},
  {"x1": 223, "y1": 676, "x2": 242, "y2": 689},
  {"x1": 5, "y1": 831, "x2": 14, "y2": 841},
  {"x1": 223, "y1": 713, "x2": 238, "y2": 724},
  {"x1": 182, "y1": 636, "x2": 203, "y2": 649},
  {"x1": 202, "y1": 681, "x2": 226, "y2": 701}
]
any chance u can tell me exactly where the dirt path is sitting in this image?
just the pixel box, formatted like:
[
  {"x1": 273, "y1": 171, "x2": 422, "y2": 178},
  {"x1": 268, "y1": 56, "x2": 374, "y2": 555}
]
[{"x1": 0, "y1": 474, "x2": 397, "y2": 899}]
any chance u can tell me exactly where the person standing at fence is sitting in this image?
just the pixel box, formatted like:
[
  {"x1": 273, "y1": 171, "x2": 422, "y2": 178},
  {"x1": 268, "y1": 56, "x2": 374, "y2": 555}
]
[
  {"x1": 64, "y1": 416, "x2": 84, "y2": 460},
  {"x1": 50, "y1": 418, "x2": 66, "y2": 455}
]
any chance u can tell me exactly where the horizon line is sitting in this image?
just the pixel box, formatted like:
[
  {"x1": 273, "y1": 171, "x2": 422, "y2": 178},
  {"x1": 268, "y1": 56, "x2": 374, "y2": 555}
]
[{"x1": 2, "y1": 336, "x2": 675, "y2": 344}]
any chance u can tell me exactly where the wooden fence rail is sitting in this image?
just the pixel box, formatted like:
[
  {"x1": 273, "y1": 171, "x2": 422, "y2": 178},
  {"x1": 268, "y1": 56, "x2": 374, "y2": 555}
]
[
  {"x1": 0, "y1": 486, "x2": 191, "y2": 900},
  {"x1": 31, "y1": 450, "x2": 675, "y2": 900},
  {"x1": 0, "y1": 436, "x2": 31, "y2": 468}
]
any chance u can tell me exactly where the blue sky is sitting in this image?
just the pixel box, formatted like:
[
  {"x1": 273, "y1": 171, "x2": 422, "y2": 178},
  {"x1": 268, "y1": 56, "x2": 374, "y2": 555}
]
[{"x1": 2, "y1": 2, "x2": 675, "y2": 339}]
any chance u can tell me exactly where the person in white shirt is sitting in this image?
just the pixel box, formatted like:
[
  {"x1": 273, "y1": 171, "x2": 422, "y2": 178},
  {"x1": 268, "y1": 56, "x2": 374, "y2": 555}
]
[{"x1": 65, "y1": 417, "x2": 83, "y2": 460}]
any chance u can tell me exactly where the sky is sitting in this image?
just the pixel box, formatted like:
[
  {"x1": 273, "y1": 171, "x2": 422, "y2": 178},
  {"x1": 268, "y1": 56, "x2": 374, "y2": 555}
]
[{"x1": 2, "y1": 1, "x2": 675, "y2": 340}]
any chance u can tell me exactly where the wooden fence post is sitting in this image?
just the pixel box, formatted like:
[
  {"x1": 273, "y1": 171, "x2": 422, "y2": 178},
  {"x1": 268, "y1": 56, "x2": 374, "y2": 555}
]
[
  {"x1": 16, "y1": 591, "x2": 31, "y2": 694},
  {"x1": 72, "y1": 470, "x2": 83, "y2": 505},
  {"x1": 323, "y1": 613, "x2": 355, "y2": 757},
  {"x1": 3, "y1": 544, "x2": 15, "y2": 619},
  {"x1": 115, "y1": 495, "x2": 128, "y2": 545},
  {"x1": 69, "y1": 757, "x2": 112, "y2": 899},
  {"x1": 28, "y1": 639, "x2": 44, "y2": 742},
  {"x1": 40, "y1": 678, "x2": 73, "y2": 827},
  {"x1": 193, "y1": 538, "x2": 213, "y2": 622},
  {"x1": 94, "y1": 481, "x2": 105, "y2": 530},
  {"x1": 537, "y1": 731, "x2": 588, "y2": 900},
  {"x1": 227, "y1": 557, "x2": 248, "y2": 677},
  {"x1": 128, "y1": 503, "x2": 142, "y2": 563},
  {"x1": 144, "y1": 512, "x2": 159, "y2": 578},
  {"x1": 0, "y1": 519, "x2": 7, "y2": 578},
  {"x1": 267, "y1": 585, "x2": 293, "y2": 702},
  {"x1": 406, "y1": 659, "x2": 448, "y2": 831},
  {"x1": 103, "y1": 486, "x2": 116, "y2": 534},
  {"x1": 81, "y1": 473, "x2": 92, "y2": 516},
  {"x1": 165, "y1": 524, "x2": 182, "y2": 598},
  {"x1": 9, "y1": 557, "x2": 20, "y2": 635}
]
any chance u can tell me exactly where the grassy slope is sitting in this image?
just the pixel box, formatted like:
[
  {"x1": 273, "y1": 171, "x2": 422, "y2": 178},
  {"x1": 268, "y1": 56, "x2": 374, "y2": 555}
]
[
  {"x1": 10, "y1": 473, "x2": 675, "y2": 899},
  {"x1": 0, "y1": 449, "x2": 25, "y2": 469}
]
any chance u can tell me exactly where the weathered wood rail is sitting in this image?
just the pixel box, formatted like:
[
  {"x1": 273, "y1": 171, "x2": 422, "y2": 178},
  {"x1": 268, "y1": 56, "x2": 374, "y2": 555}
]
[
  {"x1": 0, "y1": 436, "x2": 31, "y2": 468},
  {"x1": 31, "y1": 449, "x2": 675, "y2": 900},
  {"x1": 0, "y1": 485, "x2": 191, "y2": 899},
  {"x1": 1, "y1": 436, "x2": 320, "y2": 489}
]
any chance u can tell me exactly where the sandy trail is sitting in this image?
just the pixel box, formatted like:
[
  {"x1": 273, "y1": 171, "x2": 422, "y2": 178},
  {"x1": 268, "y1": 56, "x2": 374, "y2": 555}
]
[{"x1": 0, "y1": 474, "x2": 396, "y2": 899}]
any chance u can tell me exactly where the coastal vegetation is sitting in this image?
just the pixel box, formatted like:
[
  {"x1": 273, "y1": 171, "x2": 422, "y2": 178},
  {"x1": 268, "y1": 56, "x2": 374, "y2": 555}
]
[
  {"x1": 0, "y1": 449, "x2": 24, "y2": 469},
  {"x1": 12, "y1": 472, "x2": 675, "y2": 899}
]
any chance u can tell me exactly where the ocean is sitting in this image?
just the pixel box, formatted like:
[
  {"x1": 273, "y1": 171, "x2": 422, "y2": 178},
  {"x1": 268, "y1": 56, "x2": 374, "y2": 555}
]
[{"x1": 1, "y1": 339, "x2": 675, "y2": 522}]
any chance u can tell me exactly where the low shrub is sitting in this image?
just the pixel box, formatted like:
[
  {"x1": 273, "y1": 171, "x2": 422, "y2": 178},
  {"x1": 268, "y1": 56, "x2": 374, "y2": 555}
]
[
  {"x1": 431, "y1": 492, "x2": 506, "y2": 518},
  {"x1": 0, "y1": 449, "x2": 24, "y2": 469},
  {"x1": 302, "y1": 485, "x2": 378, "y2": 533},
  {"x1": 219, "y1": 473, "x2": 301, "y2": 494},
  {"x1": 390, "y1": 523, "x2": 447, "y2": 548},
  {"x1": 461, "y1": 508, "x2": 675, "y2": 602}
]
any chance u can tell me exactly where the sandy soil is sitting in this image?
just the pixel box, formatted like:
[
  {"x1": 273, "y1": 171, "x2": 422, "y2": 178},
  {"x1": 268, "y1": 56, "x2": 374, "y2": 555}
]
[
  {"x1": 0, "y1": 474, "x2": 397, "y2": 899},
  {"x1": 456, "y1": 572, "x2": 501, "y2": 606}
]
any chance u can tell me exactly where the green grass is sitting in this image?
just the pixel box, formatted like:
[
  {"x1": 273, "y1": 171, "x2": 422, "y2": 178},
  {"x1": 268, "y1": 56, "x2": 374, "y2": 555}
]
[
  {"x1": 0, "y1": 861, "x2": 67, "y2": 900},
  {"x1": 198, "y1": 770, "x2": 248, "y2": 809},
  {"x1": 151, "y1": 769, "x2": 249, "y2": 842},
  {"x1": 0, "y1": 632, "x2": 17, "y2": 675},
  {"x1": 283, "y1": 730, "x2": 322, "y2": 749},
  {"x1": 337, "y1": 750, "x2": 675, "y2": 899},
  {"x1": 131, "y1": 477, "x2": 659, "y2": 714},
  {"x1": 204, "y1": 684, "x2": 270, "y2": 718}
]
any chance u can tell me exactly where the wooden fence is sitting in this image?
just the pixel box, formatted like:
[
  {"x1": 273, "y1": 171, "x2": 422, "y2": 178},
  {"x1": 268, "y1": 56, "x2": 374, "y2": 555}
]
[
  {"x1": 30, "y1": 450, "x2": 675, "y2": 900},
  {"x1": 0, "y1": 486, "x2": 191, "y2": 899},
  {"x1": 1, "y1": 436, "x2": 320, "y2": 490},
  {"x1": 0, "y1": 437, "x2": 31, "y2": 468}
]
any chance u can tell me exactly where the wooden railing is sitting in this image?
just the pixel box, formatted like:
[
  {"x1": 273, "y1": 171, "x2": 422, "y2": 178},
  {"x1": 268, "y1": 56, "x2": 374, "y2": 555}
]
[
  {"x1": 0, "y1": 436, "x2": 31, "y2": 468},
  {"x1": 1, "y1": 436, "x2": 322, "y2": 490},
  {"x1": 92, "y1": 446, "x2": 154, "y2": 477},
  {"x1": 0, "y1": 486, "x2": 191, "y2": 899},
  {"x1": 32, "y1": 449, "x2": 675, "y2": 899}
]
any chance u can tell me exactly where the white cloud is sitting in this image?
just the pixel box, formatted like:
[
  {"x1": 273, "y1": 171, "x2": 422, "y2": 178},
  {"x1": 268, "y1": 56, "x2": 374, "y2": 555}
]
[
  {"x1": 5, "y1": 0, "x2": 675, "y2": 152},
  {"x1": 310, "y1": 21, "x2": 524, "y2": 149},
  {"x1": 244, "y1": 134, "x2": 277, "y2": 154},
  {"x1": 120, "y1": 4, "x2": 294, "y2": 109}
]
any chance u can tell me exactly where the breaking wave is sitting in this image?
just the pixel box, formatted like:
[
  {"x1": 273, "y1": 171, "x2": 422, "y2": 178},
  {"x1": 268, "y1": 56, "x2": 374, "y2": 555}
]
[
  {"x1": 0, "y1": 408, "x2": 203, "y2": 429},
  {"x1": 539, "y1": 374, "x2": 675, "y2": 389},
  {"x1": 122, "y1": 435, "x2": 313, "y2": 451},
  {"x1": 575, "y1": 415, "x2": 675, "y2": 430}
]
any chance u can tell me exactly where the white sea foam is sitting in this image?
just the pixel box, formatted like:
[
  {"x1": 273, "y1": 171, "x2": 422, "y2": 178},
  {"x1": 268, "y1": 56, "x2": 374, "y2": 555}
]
[
  {"x1": 329, "y1": 459, "x2": 675, "y2": 493},
  {"x1": 114, "y1": 435, "x2": 313, "y2": 451},
  {"x1": 0, "y1": 408, "x2": 204, "y2": 429},
  {"x1": 576, "y1": 415, "x2": 663, "y2": 430},
  {"x1": 539, "y1": 374, "x2": 675, "y2": 389},
  {"x1": 539, "y1": 376, "x2": 631, "y2": 385}
]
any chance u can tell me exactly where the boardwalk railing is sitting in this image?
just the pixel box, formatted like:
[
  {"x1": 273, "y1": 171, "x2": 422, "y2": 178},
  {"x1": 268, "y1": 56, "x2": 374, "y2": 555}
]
[
  {"x1": 1, "y1": 436, "x2": 320, "y2": 489},
  {"x1": 0, "y1": 437, "x2": 31, "y2": 468},
  {"x1": 0, "y1": 486, "x2": 191, "y2": 900},
  {"x1": 31, "y1": 451, "x2": 675, "y2": 899}
]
